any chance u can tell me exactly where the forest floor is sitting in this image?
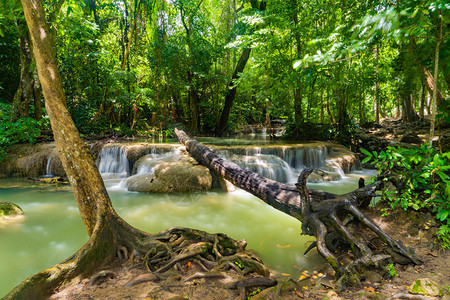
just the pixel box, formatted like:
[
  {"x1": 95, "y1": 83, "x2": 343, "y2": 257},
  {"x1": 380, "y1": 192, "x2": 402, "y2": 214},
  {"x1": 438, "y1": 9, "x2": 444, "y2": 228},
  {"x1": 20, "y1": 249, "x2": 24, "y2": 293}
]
[
  {"x1": 49, "y1": 205, "x2": 450, "y2": 300},
  {"x1": 357, "y1": 116, "x2": 450, "y2": 153},
  {"x1": 49, "y1": 118, "x2": 450, "y2": 300}
]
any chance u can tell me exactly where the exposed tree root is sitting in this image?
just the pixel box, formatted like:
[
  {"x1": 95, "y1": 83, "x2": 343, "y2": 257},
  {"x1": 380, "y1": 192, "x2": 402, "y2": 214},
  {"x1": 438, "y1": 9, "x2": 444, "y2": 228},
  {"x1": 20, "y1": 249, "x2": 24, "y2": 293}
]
[
  {"x1": 175, "y1": 128, "x2": 423, "y2": 287},
  {"x1": 4, "y1": 213, "x2": 274, "y2": 299}
]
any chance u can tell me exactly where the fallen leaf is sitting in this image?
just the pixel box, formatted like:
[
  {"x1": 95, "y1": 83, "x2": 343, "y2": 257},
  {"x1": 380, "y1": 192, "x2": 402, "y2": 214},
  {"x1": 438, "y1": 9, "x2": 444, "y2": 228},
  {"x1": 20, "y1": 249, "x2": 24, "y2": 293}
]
[
  {"x1": 364, "y1": 286, "x2": 375, "y2": 292},
  {"x1": 276, "y1": 244, "x2": 292, "y2": 248},
  {"x1": 426, "y1": 251, "x2": 438, "y2": 257}
]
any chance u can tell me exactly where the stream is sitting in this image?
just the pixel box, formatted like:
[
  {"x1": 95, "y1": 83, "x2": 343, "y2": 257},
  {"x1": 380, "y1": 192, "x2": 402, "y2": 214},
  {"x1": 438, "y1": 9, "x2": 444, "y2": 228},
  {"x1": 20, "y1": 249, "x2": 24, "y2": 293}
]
[{"x1": 0, "y1": 135, "x2": 376, "y2": 297}]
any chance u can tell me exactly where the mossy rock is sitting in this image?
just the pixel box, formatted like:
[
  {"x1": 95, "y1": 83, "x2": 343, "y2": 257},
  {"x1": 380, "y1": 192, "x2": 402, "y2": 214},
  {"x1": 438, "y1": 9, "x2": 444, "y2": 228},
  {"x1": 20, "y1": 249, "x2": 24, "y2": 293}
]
[
  {"x1": 0, "y1": 201, "x2": 24, "y2": 219},
  {"x1": 408, "y1": 278, "x2": 442, "y2": 296},
  {"x1": 125, "y1": 156, "x2": 212, "y2": 193}
]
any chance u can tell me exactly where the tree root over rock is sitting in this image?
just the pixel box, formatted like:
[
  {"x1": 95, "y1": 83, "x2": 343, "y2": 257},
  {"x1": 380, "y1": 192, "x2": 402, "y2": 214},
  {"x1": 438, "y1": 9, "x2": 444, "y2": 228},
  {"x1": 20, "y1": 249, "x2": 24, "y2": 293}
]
[{"x1": 4, "y1": 216, "x2": 275, "y2": 300}]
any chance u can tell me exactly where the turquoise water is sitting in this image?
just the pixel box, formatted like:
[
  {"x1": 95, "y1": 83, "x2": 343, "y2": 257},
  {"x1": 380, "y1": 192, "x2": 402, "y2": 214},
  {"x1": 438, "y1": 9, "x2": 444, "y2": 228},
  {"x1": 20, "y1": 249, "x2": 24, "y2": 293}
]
[{"x1": 0, "y1": 170, "x2": 376, "y2": 297}]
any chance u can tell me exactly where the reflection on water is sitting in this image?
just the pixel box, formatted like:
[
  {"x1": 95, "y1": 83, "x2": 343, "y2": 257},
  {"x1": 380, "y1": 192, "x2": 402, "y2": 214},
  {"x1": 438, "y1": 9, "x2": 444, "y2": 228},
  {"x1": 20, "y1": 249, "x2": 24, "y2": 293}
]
[{"x1": 0, "y1": 170, "x2": 376, "y2": 297}]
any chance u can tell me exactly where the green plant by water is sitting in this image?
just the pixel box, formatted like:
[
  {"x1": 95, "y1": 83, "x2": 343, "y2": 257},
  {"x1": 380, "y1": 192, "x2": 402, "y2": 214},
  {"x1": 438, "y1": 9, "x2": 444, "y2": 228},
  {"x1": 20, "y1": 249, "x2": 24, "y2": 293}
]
[
  {"x1": 361, "y1": 144, "x2": 450, "y2": 248},
  {"x1": 0, "y1": 103, "x2": 46, "y2": 162}
]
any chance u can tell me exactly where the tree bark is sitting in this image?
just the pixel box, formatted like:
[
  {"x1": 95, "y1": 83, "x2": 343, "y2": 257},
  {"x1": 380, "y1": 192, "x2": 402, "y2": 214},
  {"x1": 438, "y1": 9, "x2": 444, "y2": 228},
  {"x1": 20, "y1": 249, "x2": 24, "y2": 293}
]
[
  {"x1": 121, "y1": 0, "x2": 141, "y2": 69},
  {"x1": 399, "y1": 47, "x2": 419, "y2": 123},
  {"x1": 409, "y1": 39, "x2": 446, "y2": 111},
  {"x1": 429, "y1": 10, "x2": 443, "y2": 145},
  {"x1": 175, "y1": 129, "x2": 422, "y2": 278},
  {"x1": 21, "y1": 0, "x2": 111, "y2": 236},
  {"x1": 373, "y1": 45, "x2": 380, "y2": 123},
  {"x1": 215, "y1": 48, "x2": 251, "y2": 135},
  {"x1": 12, "y1": 18, "x2": 36, "y2": 120}
]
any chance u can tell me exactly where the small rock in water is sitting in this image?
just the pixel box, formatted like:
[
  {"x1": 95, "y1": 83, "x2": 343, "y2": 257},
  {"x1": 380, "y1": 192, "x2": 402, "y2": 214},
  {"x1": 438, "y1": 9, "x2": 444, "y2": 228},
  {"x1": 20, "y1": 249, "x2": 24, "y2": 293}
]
[{"x1": 0, "y1": 201, "x2": 24, "y2": 219}]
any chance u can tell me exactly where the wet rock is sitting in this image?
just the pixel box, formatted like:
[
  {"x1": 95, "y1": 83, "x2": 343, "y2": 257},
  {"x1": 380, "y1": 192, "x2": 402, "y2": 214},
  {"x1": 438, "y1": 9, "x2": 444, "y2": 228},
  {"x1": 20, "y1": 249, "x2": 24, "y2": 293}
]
[
  {"x1": 125, "y1": 156, "x2": 212, "y2": 193},
  {"x1": 408, "y1": 278, "x2": 442, "y2": 296},
  {"x1": 0, "y1": 201, "x2": 24, "y2": 219}
]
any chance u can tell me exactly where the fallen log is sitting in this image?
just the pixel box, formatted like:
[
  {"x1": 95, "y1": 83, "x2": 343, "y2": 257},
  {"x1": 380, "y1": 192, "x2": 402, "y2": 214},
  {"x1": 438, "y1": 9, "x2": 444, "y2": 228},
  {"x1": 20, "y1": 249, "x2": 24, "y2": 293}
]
[{"x1": 175, "y1": 128, "x2": 422, "y2": 285}]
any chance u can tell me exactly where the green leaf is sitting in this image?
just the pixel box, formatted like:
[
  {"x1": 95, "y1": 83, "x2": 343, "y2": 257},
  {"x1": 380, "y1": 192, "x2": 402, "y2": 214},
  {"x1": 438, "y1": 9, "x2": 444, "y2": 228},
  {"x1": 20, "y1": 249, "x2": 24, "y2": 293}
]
[
  {"x1": 437, "y1": 210, "x2": 449, "y2": 222},
  {"x1": 436, "y1": 171, "x2": 450, "y2": 181},
  {"x1": 361, "y1": 148, "x2": 373, "y2": 157},
  {"x1": 362, "y1": 157, "x2": 371, "y2": 164}
]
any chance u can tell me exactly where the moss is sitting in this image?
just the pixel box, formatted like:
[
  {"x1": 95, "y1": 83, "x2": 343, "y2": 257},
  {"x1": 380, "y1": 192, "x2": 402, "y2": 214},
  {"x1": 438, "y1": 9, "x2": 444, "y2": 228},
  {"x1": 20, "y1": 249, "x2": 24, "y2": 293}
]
[
  {"x1": 409, "y1": 278, "x2": 442, "y2": 296},
  {"x1": 0, "y1": 201, "x2": 24, "y2": 219}
]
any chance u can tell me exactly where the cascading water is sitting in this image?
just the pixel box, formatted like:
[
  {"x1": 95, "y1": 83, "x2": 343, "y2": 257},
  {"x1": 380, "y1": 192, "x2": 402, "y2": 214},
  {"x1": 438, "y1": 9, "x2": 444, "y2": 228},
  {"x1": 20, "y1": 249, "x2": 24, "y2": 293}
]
[
  {"x1": 45, "y1": 156, "x2": 53, "y2": 176},
  {"x1": 96, "y1": 146, "x2": 130, "y2": 178},
  {"x1": 112, "y1": 147, "x2": 182, "y2": 191},
  {"x1": 93, "y1": 140, "x2": 357, "y2": 188},
  {"x1": 214, "y1": 145, "x2": 338, "y2": 184},
  {"x1": 221, "y1": 153, "x2": 296, "y2": 183}
]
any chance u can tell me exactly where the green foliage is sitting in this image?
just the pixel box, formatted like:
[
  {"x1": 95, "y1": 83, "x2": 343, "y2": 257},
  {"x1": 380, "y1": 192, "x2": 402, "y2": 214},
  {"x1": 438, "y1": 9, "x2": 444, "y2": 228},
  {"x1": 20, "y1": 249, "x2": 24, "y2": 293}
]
[
  {"x1": 362, "y1": 145, "x2": 450, "y2": 248},
  {"x1": 386, "y1": 263, "x2": 397, "y2": 277},
  {"x1": 0, "y1": 103, "x2": 42, "y2": 161}
]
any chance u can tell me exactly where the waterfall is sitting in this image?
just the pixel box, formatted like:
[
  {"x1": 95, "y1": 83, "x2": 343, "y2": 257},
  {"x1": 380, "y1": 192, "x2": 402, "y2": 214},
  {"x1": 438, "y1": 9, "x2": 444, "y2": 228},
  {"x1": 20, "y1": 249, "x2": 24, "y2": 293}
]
[
  {"x1": 217, "y1": 153, "x2": 295, "y2": 183},
  {"x1": 96, "y1": 141, "x2": 357, "y2": 187},
  {"x1": 216, "y1": 145, "x2": 329, "y2": 171},
  {"x1": 97, "y1": 146, "x2": 130, "y2": 178},
  {"x1": 45, "y1": 156, "x2": 53, "y2": 176}
]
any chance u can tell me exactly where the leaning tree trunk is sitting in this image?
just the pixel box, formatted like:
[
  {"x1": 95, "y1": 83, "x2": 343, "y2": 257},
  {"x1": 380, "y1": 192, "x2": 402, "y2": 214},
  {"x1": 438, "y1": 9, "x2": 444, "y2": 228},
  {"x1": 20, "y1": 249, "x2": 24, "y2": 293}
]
[
  {"x1": 175, "y1": 129, "x2": 422, "y2": 282},
  {"x1": 215, "y1": 48, "x2": 251, "y2": 136},
  {"x1": 6, "y1": 1, "x2": 273, "y2": 298},
  {"x1": 215, "y1": 0, "x2": 267, "y2": 136}
]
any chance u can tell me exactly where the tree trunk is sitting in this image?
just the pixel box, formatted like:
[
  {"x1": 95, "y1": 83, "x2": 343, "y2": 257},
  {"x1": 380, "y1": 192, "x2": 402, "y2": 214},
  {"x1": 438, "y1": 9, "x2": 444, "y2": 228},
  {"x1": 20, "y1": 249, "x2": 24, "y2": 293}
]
[
  {"x1": 121, "y1": 0, "x2": 141, "y2": 69},
  {"x1": 429, "y1": 10, "x2": 443, "y2": 145},
  {"x1": 409, "y1": 39, "x2": 446, "y2": 111},
  {"x1": 373, "y1": 45, "x2": 380, "y2": 123},
  {"x1": 215, "y1": 1, "x2": 266, "y2": 136},
  {"x1": 6, "y1": 2, "x2": 274, "y2": 298},
  {"x1": 215, "y1": 48, "x2": 251, "y2": 135},
  {"x1": 175, "y1": 129, "x2": 422, "y2": 280},
  {"x1": 292, "y1": 0, "x2": 303, "y2": 126},
  {"x1": 12, "y1": 18, "x2": 35, "y2": 120},
  {"x1": 399, "y1": 47, "x2": 419, "y2": 123}
]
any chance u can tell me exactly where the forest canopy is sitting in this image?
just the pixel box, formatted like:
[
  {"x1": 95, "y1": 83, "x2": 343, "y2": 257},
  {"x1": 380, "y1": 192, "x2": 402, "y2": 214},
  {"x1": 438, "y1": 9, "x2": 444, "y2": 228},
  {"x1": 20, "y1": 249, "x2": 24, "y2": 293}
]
[{"x1": 0, "y1": 0, "x2": 448, "y2": 141}]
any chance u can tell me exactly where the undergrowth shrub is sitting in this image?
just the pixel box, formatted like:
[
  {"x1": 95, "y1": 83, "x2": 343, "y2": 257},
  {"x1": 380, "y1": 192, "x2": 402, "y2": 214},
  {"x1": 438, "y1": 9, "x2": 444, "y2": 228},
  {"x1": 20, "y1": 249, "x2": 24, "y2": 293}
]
[
  {"x1": 362, "y1": 144, "x2": 450, "y2": 248},
  {"x1": 0, "y1": 103, "x2": 43, "y2": 161}
]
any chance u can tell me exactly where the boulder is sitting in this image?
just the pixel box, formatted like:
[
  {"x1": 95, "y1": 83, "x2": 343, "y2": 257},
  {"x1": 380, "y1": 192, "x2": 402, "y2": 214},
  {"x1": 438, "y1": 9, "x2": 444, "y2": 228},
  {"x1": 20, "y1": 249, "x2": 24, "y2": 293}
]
[
  {"x1": 125, "y1": 155, "x2": 212, "y2": 193},
  {"x1": 399, "y1": 131, "x2": 423, "y2": 144},
  {"x1": 0, "y1": 201, "x2": 24, "y2": 219}
]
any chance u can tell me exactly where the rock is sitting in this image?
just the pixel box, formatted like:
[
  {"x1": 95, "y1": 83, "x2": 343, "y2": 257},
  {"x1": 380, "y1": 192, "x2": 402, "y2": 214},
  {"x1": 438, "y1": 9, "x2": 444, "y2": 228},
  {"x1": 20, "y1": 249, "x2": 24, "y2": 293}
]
[
  {"x1": 28, "y1": 176, "x2": 66, "y2": 184},
  {"x1": 365, "y1": 271, "x2": 383, "y2": 284},
  {"x1": 125, "y1": 155, "x2": 212, "y2": 193},
  {"x1": 399, "y1": 131, "x2": 422, "y2": 144},
  {"x1": 0, "y1": 201, "x2": 24, "y2": 219},
  {"x1": 408, "y1": 278, "x2": 442, "y2": 296},
  {"x1": 325, "y1": 290, "x2": 342, "y2": 299}
]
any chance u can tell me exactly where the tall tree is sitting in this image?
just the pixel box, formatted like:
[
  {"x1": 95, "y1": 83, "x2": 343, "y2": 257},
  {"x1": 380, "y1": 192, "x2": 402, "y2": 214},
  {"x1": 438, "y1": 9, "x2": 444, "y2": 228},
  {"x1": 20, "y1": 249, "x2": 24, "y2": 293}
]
[
  {"x1": 7, "y1": 1, "x2": 266, "y2": 298},
  {"x1": 215, "y1": 0, "x2": 267, "y2": 136}
]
